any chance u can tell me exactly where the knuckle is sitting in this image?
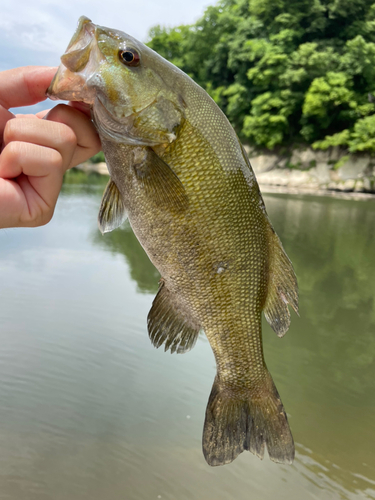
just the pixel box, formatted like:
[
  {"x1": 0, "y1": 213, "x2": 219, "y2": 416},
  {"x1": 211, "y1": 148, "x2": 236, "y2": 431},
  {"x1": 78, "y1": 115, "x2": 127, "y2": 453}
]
[
  {"x1": 49, "y1": 149, "x2": 64, "y2": 170},
  {"x1": 23, "y1": 206, "x2": 55, "y2": 228},
  {"x1": 3, "y1": 119, "x2": 18, "y2": 144},
  {"x1": 39, "y1": 209, "x2": 54, "y2": 226},
  {"x1": 56, "y1": 125, "x2": 77, "y2": 153},
  {"x1": 46, "y1": 104, "x2": 78, "y2": 150},
  {"x1": 62, "y1": 127, "x2": 77, "y2": 150},
  {"x1": 4, "y1": 141, "x2": 22, "y2": 164}
]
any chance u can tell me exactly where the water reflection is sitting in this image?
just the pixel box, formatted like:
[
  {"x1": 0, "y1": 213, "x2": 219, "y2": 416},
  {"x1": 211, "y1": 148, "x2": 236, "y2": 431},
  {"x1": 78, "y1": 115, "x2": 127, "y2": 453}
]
[
  {"x1": 0, "y1": 175, "x2": 374, "y2": 499},
  {"x1": 265, "y1": 194, "x2": 375, "y2": 497},
  {"x1": 267, "y1": 195, "x2": 375, "y2": 399},
  {"x1": 86, "y1": 182, "x2": 375, "y2": 496},
  {"x1": 92, "y1": 224, "x2": 160, "y2": 294}
]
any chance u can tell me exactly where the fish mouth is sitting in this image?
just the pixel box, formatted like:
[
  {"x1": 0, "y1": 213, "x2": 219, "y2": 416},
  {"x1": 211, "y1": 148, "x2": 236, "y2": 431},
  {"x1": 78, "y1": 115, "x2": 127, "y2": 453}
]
[{"x1": 47, "y1": 16, "x2": 105, "y2": 104}]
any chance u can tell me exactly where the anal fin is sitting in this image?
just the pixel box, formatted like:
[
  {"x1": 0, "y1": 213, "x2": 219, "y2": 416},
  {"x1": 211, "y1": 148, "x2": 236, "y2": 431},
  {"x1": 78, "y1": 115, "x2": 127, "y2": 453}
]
[
  {"x1": 147, "y1": 281, "x2": 201, "y2": 354},
  {"x1": 264, "y1": 226, "x2": 299, "y2": 337}
]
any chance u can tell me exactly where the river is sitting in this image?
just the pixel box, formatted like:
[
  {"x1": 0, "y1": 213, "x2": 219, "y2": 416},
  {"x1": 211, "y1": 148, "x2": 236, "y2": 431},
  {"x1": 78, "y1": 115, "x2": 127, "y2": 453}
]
[{"x1": 0, "y1": 172, "x2": 374, "y2": 500}]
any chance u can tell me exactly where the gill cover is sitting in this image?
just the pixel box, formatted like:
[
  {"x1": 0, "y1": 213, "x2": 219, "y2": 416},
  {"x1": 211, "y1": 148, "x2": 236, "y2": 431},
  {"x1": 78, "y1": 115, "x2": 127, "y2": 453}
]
[{"x1": 48, "y1": 16, "x2": 185, "y2": 146}]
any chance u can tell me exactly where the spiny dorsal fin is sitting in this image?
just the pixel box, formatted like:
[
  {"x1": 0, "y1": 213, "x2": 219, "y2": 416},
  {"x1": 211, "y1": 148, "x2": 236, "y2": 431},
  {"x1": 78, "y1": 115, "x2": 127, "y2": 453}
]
[
  {"x1": 263, "y1": 226, "x2": 299, "y2": 338},
  {"x1": 134, "y1": 148, "x2": 189, "y2": 212},
  {"x1": 98, "y1": 179, "x2": 127, "y2": 234},
  {"x1": 147, "y1": 280, "x2": 201, "y2": 354}
]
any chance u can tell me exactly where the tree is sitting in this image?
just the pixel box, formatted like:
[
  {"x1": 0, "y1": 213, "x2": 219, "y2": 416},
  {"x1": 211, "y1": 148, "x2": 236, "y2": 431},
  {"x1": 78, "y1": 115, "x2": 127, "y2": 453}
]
[{"x1": 147, "y1": 0, "x2": 375, "y2": 152}]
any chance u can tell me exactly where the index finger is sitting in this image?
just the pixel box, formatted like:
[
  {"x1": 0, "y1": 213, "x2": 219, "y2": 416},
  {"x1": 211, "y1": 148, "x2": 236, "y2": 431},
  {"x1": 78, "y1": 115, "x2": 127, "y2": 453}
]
[{"x1": 0, "y1": 66, "x2": 57, "y2": 110}]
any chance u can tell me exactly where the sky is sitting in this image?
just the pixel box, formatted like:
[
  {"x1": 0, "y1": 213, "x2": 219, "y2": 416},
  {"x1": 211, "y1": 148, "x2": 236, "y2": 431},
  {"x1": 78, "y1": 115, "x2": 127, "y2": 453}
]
[{"x1": 1, "y1": 0, "x2": 212, "y2": 113}]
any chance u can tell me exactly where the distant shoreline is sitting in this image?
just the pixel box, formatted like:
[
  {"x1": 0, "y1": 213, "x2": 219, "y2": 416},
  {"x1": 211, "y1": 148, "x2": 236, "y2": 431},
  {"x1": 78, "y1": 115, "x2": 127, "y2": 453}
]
[
  {"x1": 258, "y1": 184, "x2": 375, "y2": 201},
  {"x1": 75, "y1": 158, "x2": 375, "y2": 201},
  {"x1": 247, "y1": 147, "x2": 375, "y2": 199}
]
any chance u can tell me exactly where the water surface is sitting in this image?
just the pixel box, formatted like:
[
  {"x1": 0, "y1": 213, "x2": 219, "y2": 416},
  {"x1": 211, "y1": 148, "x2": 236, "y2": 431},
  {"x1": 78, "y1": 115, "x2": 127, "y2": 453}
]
[{"x1": 0, "y1": 173, "x2": 374, "y2": 499}]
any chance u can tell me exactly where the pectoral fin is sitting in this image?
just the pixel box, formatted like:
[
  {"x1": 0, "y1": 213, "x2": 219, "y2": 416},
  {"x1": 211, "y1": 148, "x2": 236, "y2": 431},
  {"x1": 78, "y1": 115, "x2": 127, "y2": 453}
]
[
  {"x1": 263, "y1": 226, "x2": 299, "y2": 337},
  {"x1": 148, "y1": 280, "x2": 201, "y2": 354},
  {"x1": 98, "y1": 179, "x2": 127, "y2": 234},
  {"x1": 134, "y1": 148, "x2": 189, "y2": 212}
]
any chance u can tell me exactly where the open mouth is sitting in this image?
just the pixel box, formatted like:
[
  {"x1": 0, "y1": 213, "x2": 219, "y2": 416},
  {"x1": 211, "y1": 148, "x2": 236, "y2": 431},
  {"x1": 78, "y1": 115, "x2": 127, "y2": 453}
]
[
  {"x1": 60, "y1": 17, "x2": 95, "y2": 73},
  {"x1": 46, "y1": 16, "x2": 103, "y2": 104}
]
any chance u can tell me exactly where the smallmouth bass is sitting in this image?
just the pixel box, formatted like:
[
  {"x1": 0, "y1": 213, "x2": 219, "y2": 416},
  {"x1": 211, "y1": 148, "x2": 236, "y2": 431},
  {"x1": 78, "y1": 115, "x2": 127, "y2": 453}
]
[{"x1": 48, "y1": 16, "x2": 298, "y2": 466}]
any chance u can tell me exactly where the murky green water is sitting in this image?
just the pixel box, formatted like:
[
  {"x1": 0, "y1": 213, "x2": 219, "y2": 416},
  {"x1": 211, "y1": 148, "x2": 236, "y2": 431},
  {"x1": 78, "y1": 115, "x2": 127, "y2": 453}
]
[{"x1": 0, "y1": 173, "x2": 374, "y2": 500}]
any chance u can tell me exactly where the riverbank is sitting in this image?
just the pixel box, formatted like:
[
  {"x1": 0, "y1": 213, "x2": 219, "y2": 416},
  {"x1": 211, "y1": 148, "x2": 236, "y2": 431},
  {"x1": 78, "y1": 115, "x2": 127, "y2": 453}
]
[
  {"x1": 76, "y1": 145, "x2": 375, "y2": 200},
  {"x1": 246, "y1": 146, "x2": 375, "y2": 198},
  {"x1": 258, "y1": 184, "x2": 375, "y2": 200}
]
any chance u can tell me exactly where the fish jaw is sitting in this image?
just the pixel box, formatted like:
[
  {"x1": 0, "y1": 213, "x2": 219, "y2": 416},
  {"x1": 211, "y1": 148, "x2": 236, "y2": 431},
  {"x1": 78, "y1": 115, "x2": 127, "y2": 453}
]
[{"x1": 47, "y1": 16, "x2": 106, "y2": 104}]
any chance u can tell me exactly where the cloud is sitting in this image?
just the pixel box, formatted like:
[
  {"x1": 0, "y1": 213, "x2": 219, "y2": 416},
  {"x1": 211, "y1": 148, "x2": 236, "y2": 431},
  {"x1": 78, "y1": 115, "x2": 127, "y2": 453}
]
[
  {"x1": 1, "y1": 0, "x2": 212, "y2": 67},
  {"x1": 1, "y1": 0, "x2": 211, "y2": 114}
]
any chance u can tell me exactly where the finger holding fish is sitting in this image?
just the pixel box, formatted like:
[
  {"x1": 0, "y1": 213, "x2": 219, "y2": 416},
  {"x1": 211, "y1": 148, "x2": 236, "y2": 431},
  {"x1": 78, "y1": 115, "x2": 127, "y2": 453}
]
[{"x1": 0, "y1": 74, "x2": 100, "y2": 228}]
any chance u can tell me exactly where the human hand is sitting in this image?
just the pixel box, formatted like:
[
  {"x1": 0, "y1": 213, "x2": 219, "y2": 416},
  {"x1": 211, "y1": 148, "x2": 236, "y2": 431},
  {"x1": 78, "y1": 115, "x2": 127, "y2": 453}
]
[{"x1": 0, "y1": 66, "x2": 101, "y2": 228}]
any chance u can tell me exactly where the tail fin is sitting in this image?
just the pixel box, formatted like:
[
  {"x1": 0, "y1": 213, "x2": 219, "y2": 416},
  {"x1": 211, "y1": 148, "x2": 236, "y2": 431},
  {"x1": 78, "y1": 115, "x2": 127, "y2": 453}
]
[{"x1": 202, "y1": 376, "x2": 294, "y2": 466}]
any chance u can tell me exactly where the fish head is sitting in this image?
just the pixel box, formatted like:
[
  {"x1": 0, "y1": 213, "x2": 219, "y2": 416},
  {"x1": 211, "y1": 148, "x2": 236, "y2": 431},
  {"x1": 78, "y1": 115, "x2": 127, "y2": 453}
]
[{"x1": 47, "y1": 16, "x2": 185, "y2": 146}]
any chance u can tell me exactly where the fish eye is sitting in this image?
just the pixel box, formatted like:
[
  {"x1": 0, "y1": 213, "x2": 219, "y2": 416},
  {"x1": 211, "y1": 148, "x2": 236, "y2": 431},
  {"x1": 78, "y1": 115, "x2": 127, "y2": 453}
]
[{"x1": 119, "y1": 48, "x2": 140, "y2": 67}]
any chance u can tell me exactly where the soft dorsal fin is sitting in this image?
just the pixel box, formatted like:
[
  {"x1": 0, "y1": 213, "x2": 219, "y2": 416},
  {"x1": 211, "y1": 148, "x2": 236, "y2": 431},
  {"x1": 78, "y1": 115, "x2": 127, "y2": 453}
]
[
  {"x1": 263, "y1": 226, "x2": 299, "y2": 337},
  {"x1": 133, "y1": 148, "x2": 189, "y2": 212},
  {"x1": 98, "y1": 179, "x2": 127, "y2": 234},
  {"x1": 147, "y1": 280, "x2": 201, "y2": 354}
]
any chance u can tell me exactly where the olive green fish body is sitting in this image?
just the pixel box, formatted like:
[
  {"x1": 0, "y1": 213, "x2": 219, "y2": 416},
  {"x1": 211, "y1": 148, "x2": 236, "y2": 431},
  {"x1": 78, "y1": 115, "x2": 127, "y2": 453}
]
[
  {"x1": 103, "y1": 117, "x2": 269, "y2": 376},
  {"x1": 48, "y1": 17, "x2": 298, "y2": 466}
]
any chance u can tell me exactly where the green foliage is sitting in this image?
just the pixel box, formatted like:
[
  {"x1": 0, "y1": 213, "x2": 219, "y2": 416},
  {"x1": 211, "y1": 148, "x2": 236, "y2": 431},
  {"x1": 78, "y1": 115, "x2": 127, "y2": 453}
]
[
  {"x1": 312, "y1": 112, "x2": 375, "y2": 153},
  {"x1": 301, "y1": 72, "x2": 356, "y2": 141},
  {"x1": 147, "y1": 0, "x2": 375, "y2": 153},
  {"x1": 243, "y1": 90, "x2": 296, "y2": 148},
  {"x1": 63, "y1": 168, "x2": 108, "y2": 186},
  {"x1": 349, "y1": 114, "x2": 375, "y2": 151},
  {"x1": 89, "y1": 151, "x2": 105, "y2": 163},
  {"x1": 333, "y1": 154, "x2": 350, "y2": 170},
  {"x1": 313, "y1": 130, "x2": 351, "y2": 150}
]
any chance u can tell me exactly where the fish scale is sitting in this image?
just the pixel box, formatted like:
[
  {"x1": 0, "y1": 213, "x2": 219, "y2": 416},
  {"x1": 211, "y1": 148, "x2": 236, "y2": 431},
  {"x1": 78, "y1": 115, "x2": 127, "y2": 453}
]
[{"x1": 48, "y1": 15, "x2": 299, "y2": 466}]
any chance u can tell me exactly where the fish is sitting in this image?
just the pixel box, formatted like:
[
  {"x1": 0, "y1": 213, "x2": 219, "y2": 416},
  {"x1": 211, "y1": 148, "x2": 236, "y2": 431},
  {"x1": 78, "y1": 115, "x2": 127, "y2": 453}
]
[{"x1": 47, "y1": 16, "x2": 299, "y2": 466}]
